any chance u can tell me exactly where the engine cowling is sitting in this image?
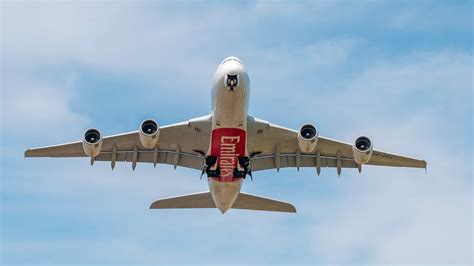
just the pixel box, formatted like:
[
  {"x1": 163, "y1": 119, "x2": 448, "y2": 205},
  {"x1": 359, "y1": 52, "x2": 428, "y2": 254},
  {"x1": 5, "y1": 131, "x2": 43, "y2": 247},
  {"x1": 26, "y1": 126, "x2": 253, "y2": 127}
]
[
  {"x1": 352, "y1": 136, "x2": 373, "y2": 164},
  {"x1": 297, "y1": 124, "x2": 319, "y2": 153},
  {"x1": 139, "y1": 119, "x2": 160, "y2": 148},
  {"x1": 82, "y1": 128, "x2": 103, "y2": 157}
]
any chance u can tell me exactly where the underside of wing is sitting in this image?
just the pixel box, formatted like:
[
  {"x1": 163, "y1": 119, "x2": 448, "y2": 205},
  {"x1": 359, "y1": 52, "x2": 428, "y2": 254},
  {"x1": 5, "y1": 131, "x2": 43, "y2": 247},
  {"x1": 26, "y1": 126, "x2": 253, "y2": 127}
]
[
  {"x1": 25, "y1": 115, "x2": 212, "y2": 171},
  {"x1": 368, "y1": 150, "x2": 427, "y2": 168},
  {"x1": 250, "y1": 152, "x2": 358, "y2": 171},
  {"x1": 247, "y1": 116, "x2": 426, "y2": 173}
]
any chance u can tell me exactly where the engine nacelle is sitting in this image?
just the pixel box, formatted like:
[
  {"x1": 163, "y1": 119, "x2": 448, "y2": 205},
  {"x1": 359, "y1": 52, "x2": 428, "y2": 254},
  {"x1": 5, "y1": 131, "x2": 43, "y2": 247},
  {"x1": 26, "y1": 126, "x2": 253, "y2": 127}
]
[
  {"x1": 297, "y1": 124, "x2": 319, "y2": 153},
  {"x1": 352, "y1": 136, "x2": 373, "y2": 164},
  {"x1": 139, "y1": 119, "x2": 160, "y2": 148},
  {"x1": 82, "y1": 128, "x2": 103, "y2": 157}
]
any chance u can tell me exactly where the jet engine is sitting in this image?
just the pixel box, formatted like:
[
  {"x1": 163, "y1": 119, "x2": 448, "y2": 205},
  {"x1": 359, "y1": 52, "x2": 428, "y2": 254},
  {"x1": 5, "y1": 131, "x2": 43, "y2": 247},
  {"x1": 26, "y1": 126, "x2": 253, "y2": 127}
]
[
  {"x1": 352, "y1": 136, "x2": 373, "y2": 164},
  {"x1": 297, "y1": 124, "x2": 318, "y2": 153},
  {"x1": 82, "y1": 128, "x2": 103, "y2": 157},
  {"x1": 139, "y1": 119, "x2": 160, "y2": 148}
]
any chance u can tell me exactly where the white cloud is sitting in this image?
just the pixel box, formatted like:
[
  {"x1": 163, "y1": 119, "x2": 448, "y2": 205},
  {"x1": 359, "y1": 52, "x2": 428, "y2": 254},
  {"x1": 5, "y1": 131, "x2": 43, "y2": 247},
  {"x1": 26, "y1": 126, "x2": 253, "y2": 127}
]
[
  {"x1": 294, "y1": 51, "x2": 473, "y2": 264},
  {"x1": 303, "y1": 39, "x2": 360, "y2": 67},
  {"x1": 275, "y1": 50, "x2": 473, "y2": 135},
  {"x1": 1, "y1": 2, "x2": 219, "y2": 82},
  {"x1": 1, "y1": 72, "x2": 88, "y2": 141},
  {"x1": 307, "y1": 153, "x2": 471, "y2": 264},
  {"x1": 386, "y1": 4, "x2": 472, "y2": 31}
]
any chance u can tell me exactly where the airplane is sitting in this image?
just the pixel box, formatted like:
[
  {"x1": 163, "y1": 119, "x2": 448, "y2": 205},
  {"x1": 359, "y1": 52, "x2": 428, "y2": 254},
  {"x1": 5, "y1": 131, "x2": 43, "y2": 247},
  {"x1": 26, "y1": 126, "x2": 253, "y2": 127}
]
[{"x1": 25, "y1": 56, "x2": 427, "y2": 214}]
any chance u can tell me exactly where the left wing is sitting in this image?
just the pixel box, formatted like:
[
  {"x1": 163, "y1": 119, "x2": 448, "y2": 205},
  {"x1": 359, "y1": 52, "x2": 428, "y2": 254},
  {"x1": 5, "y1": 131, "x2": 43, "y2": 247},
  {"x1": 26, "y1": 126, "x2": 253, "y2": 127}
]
[
  {"x1": 247, "y1": 116, "x2": 426, "y2": 173},
  {"x1": 25, "y1": 115, "x2": 212, "y2": 170}
]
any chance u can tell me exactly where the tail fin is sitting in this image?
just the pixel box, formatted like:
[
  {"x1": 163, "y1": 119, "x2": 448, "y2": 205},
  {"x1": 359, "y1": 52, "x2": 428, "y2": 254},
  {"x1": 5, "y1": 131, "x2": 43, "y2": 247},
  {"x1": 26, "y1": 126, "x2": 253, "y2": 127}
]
[{"x1": 149, "y1": 192, "x2": 296, "y2": 213}]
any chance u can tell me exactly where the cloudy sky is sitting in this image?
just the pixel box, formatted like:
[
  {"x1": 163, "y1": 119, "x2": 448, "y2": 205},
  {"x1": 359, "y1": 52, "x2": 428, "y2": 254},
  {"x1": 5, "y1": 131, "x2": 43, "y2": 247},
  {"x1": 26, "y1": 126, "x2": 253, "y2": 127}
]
[{"x1": 1, "y1": 1, "x2": 472, "y2": 265}]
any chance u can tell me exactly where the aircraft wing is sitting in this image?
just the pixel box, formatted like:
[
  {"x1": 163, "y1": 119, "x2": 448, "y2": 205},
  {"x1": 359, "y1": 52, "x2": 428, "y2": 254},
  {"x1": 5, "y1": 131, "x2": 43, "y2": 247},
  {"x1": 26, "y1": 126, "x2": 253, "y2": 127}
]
[
  {"x1": 247, "y1": 116, "x2": 426, "y2": 173},
  {"x1": 25, "y1": 115, "x2": 212, "y2": 170}
]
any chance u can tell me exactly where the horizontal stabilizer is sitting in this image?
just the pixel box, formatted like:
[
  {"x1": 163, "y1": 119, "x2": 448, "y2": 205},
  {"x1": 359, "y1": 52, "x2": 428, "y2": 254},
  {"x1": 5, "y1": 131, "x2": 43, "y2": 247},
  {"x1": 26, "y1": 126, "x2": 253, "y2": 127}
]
[
  {"x1": 149, "y1": 192, "x2": 296, "y2": 213},
  {"x1": 149, "y1": 192, "x2": 215, "y2": 209},
  {"x1": 233, "y1": 193, "x2": 296, "y2": 213}
]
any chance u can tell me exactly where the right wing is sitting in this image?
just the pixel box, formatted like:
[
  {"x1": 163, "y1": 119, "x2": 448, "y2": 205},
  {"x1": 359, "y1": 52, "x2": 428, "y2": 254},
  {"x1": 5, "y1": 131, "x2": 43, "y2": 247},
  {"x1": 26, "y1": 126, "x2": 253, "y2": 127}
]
[{"x1": 25, "y1": 115, "x2": 212, "y2": 171}]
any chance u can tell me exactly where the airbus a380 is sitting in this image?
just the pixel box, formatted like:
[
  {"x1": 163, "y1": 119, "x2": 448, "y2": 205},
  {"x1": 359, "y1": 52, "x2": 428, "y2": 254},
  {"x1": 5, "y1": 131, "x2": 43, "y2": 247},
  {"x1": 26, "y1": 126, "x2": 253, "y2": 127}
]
[{"x1": 25, "y1": 56, "x2": 426, "y2": 214}]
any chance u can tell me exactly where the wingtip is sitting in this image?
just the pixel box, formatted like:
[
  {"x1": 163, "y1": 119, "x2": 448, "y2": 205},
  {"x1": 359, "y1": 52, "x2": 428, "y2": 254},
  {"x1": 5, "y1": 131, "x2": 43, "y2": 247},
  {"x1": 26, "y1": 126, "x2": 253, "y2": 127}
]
[
  {"x1": 24, "y1": 149, "x2": 31, "y2": 158},
  {"x1": 288, "y1": 203, "x2": 297, "y2": 213}
]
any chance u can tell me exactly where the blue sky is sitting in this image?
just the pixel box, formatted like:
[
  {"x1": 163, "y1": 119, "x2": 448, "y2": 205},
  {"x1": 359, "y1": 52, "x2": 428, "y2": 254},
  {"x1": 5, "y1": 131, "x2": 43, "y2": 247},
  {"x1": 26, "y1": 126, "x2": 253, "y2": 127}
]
[{"x1": 1, "y1": 1, "x2": 472, "y2": 265}]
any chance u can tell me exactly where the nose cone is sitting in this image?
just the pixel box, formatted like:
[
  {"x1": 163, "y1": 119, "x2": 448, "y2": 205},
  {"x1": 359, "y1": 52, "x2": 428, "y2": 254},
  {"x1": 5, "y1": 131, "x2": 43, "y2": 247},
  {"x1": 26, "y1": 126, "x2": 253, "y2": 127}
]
[
  {"x1": 221, "y1": 56, "x2": 245, "y2": 73},
  {"x1": 209, "y1": 179, "x2": 242, "y2": 214},
  {"x1": 221, "y1": 56, "x2": 242, "y2": 65},
  {"x1": 223, "y1": 58, "x2": 245, "y2": 73},
  {"x1": 219, "y1": 56, "x2": 247, "y2": 92}
]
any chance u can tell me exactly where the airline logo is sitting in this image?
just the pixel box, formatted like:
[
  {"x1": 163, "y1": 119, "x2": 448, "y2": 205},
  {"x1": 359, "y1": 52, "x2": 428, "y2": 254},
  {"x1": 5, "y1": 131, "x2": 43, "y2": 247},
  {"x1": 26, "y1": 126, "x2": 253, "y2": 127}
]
[{"x1": 210, "y1": 128, "x2": 246, "y2": 182}]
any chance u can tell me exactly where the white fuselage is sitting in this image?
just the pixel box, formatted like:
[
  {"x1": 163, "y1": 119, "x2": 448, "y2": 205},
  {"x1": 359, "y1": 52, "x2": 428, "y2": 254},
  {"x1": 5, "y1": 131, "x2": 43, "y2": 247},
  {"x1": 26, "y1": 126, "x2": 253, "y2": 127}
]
[{"x1": 208, "y1": 56, "x2": 250, "y2": 213}]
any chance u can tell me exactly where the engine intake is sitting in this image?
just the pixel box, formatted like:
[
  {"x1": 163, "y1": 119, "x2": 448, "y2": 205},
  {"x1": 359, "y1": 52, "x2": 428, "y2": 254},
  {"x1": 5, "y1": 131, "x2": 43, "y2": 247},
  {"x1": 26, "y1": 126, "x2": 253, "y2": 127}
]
[
  {"x1": 82, "y1": 128, "x2": 103, "y2": 157},
  {"x1": 139, "y1": 119, "x2": 160, "y2": 148},
  {"x1": 297, "y1": 124, "x2": 318, "y2": 153},
  {"x1": 352, "y1": 136, "x2": 373, "y2": 164}
]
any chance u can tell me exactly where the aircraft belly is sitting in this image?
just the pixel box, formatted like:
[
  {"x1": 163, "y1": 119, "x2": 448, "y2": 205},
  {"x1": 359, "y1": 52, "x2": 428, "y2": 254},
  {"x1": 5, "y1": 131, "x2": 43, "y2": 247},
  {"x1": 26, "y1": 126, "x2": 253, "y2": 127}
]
[
  {"x1": 214, "y1": 87, "x2": 247, "y2": 127},
  {"x1": 209, "y1": 80, "x2": 248, "y2": 183},
  {"x1": 209, "y1": 127, "x2": 246, "y2": 182},
  {"x1": 209, "y1": 178, "x2": 242, "y2": 213}
]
